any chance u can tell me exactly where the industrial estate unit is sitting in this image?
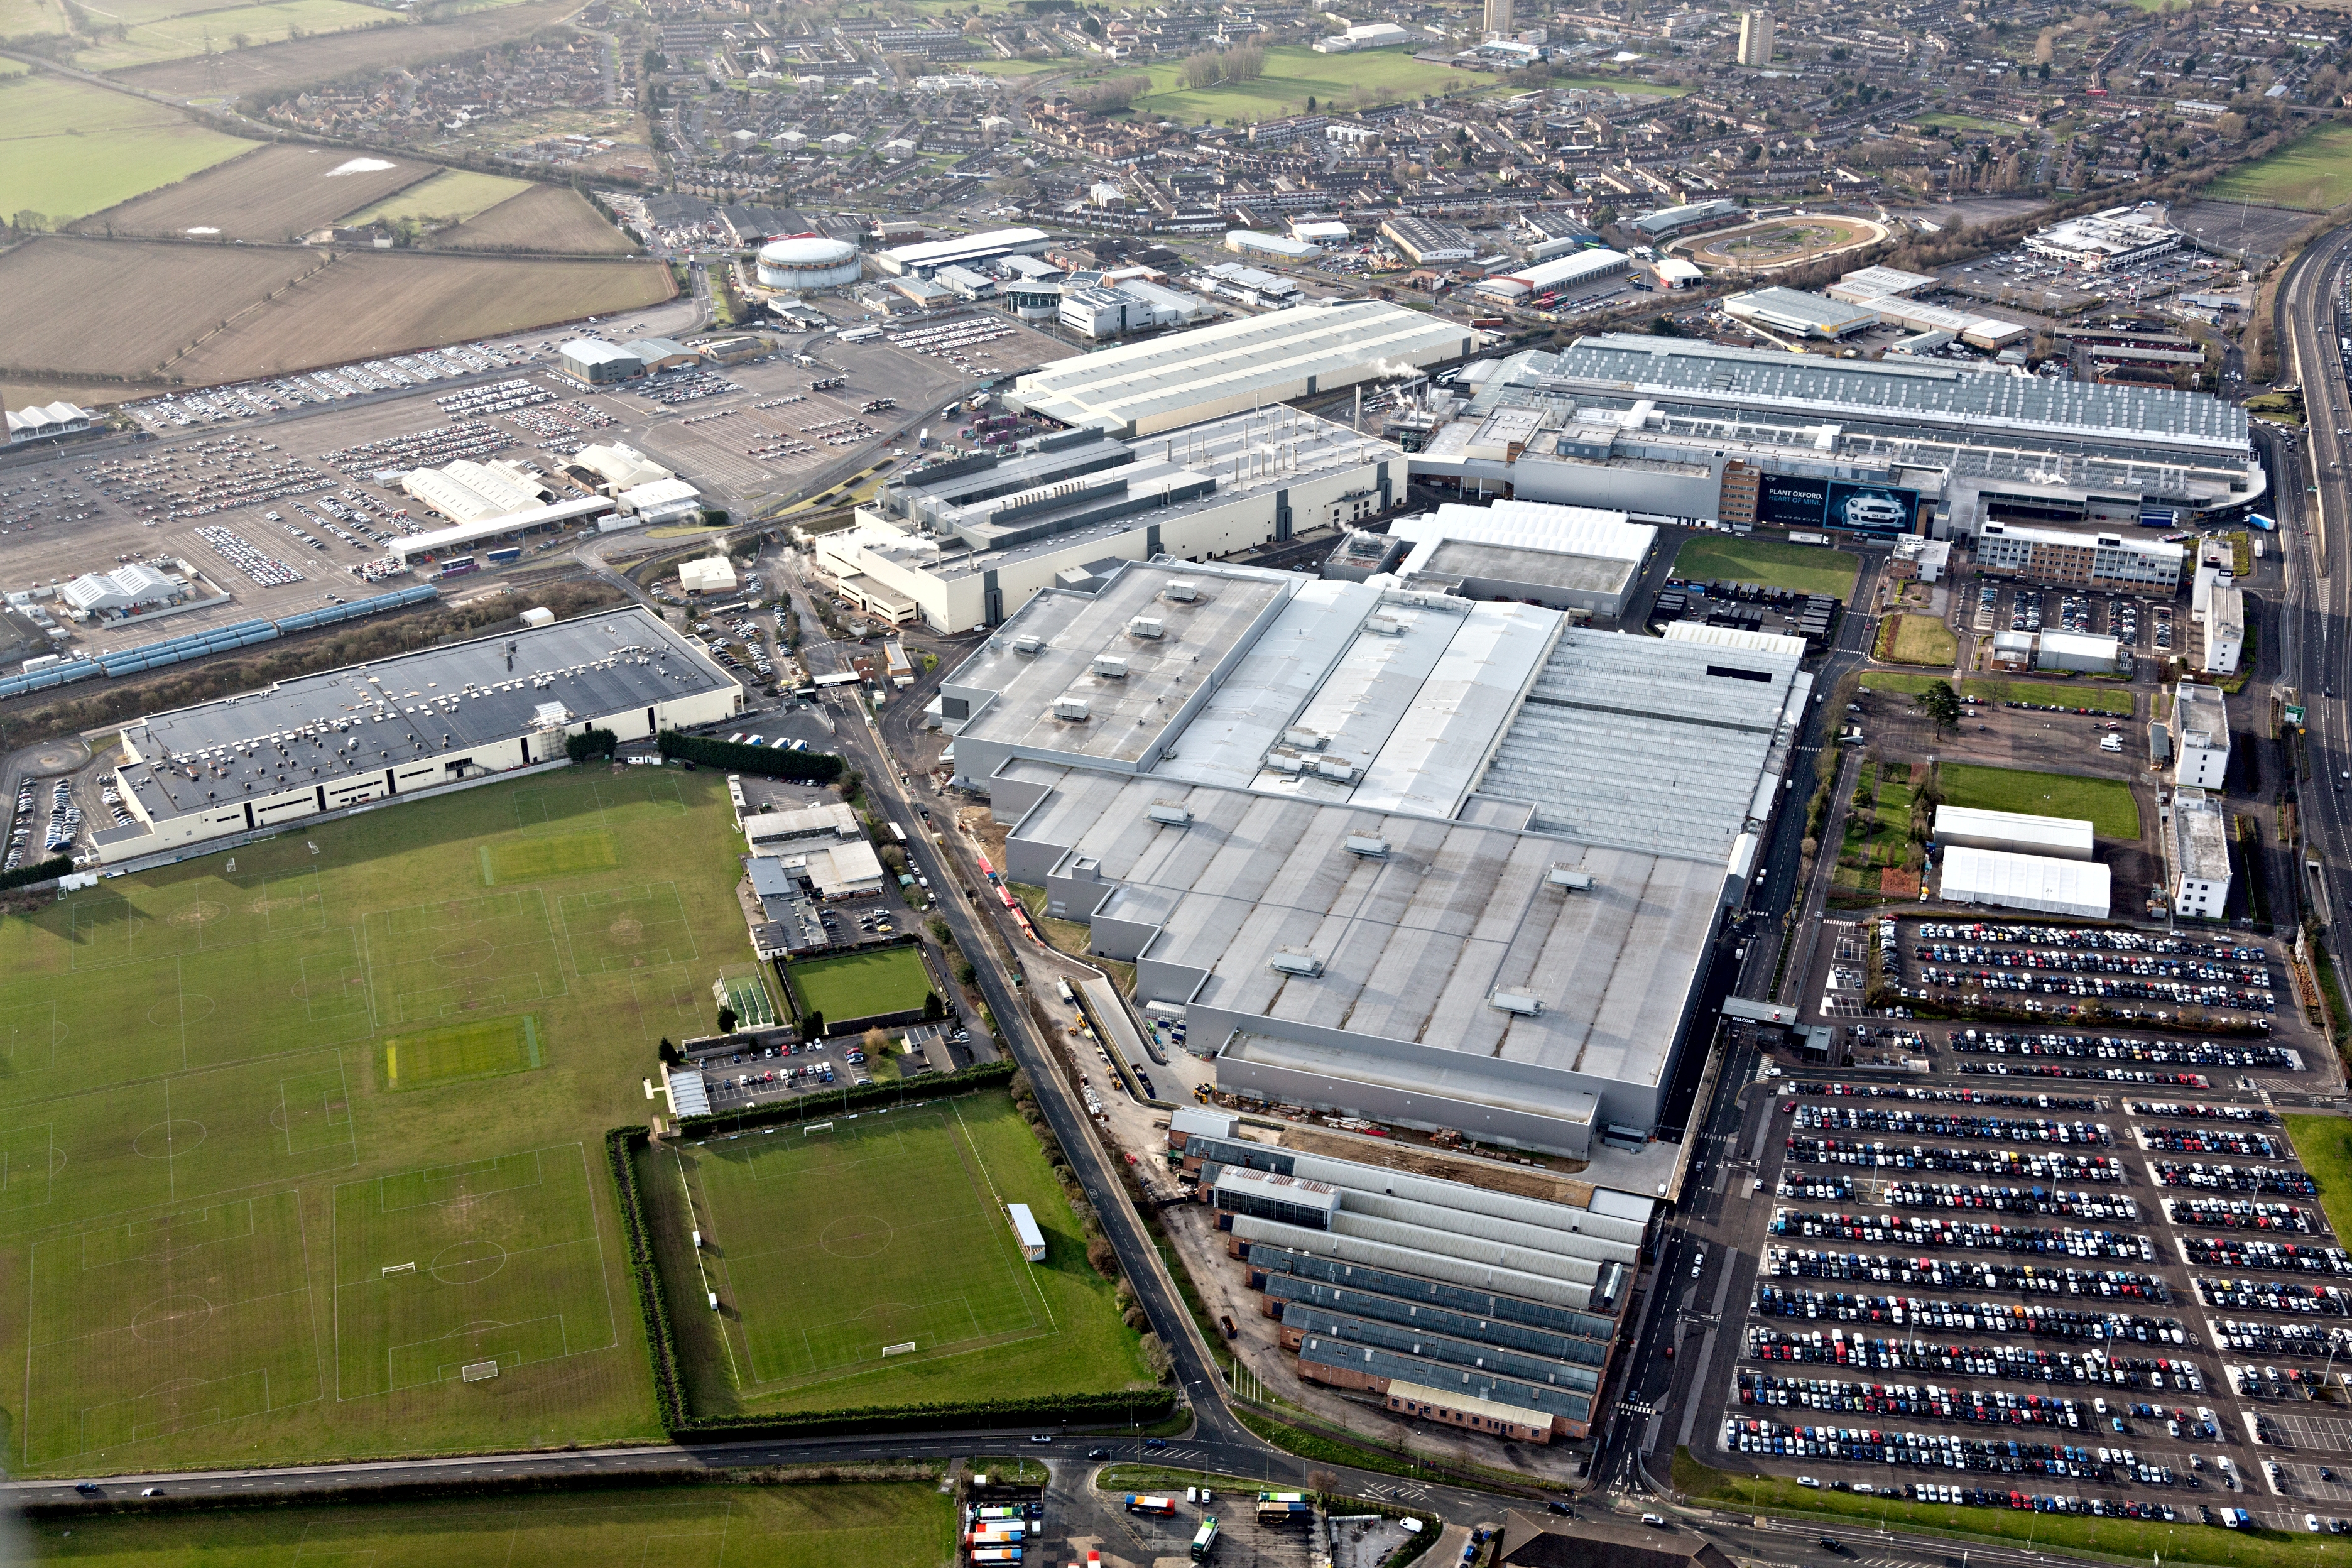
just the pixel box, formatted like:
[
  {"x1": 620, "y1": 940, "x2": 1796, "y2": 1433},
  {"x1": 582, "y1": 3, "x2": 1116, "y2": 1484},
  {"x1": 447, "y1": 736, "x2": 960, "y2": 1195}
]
[{"x1": 97, "y1": 607, "x2": 741, "y2": 863}]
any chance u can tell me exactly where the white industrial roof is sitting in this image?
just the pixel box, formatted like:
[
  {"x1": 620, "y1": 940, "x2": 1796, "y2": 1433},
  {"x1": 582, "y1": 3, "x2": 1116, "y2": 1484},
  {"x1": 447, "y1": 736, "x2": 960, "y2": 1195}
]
[
  {"x1": 878, "y1": 226, "x2": 1047, "y2": 271},
  {"x1": 1008, "y1": 302, "x2": 1470, "y2": 436},
  {"x1": 1939, "y1": 845, "x2": 2111, "y2": 919},
  {"x1": 1933, "y1": 804, "x2": 2095, "y2": 858},
  {"x1": 561, "y1": 339, "x2": 641, "y2": 366},
  {"x1": 1660, "y1": 621, "x2": 1810, "y2": 658},
  {"x1": 1509, "y1": 248, "x2": 1630, "y2": 291},
  {"x1": 1831, "y1": 265, "x2": 1938, "y2": 301},
  {"x1": 1393, "y1": 499, "x2": 1652, "y2": 565},
  {"x1": 392, "y1": 495, "x2": 614, "y2": 562},
  {"x1": 2038, "y1": 630, "x2": 2121, "y2": 660},
  {"x1": 1723, "y1": 286, "x2": 1880, "y2": 336}
]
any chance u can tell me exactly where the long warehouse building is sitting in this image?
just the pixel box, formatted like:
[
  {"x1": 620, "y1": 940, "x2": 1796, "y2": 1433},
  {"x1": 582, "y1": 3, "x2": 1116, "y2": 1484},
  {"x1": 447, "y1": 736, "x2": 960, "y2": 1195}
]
[
  {"x1": 1401, "y1": 334, "x2": 2260, "y2": 537},
  {"x1": 96, "y1": 606, "x2": 741, "y2": 863}
]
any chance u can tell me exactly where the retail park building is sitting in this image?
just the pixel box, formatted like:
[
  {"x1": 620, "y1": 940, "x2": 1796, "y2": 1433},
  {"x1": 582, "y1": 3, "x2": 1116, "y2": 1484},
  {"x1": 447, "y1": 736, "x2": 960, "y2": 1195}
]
[
  {"x1": 808, "y1": 305, "x2": 2257, "y2": 633},
  {"x1": 935, "y1": 557, "x2": 1809, "y2": 1154}
]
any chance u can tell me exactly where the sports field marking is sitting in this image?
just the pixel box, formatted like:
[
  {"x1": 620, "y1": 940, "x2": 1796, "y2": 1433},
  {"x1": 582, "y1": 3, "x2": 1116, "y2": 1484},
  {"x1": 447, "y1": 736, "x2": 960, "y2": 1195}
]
[
  {"x1": 68, "y1": 896, "x2": 141, "y2": 969},
  {"x1": 723, "y1": 969, "x2": 778, "y2": 1029},
  {"x1": 363, "y1": 890, "x2": 566, "y2": 1026},
  {"x1": 556, "y1": 881, "x2": 697, "y2": 975},
  {"x1": 481, "y1": 829, "x2": 618, "y2": 886},
  {"x1": 379, "y1": 1014, "x2": 543, "y2": 1092},
  {"x1": 332, "y1": 1143, "x2": 617, "y2": 1400},
  {"x1": 0, "y1": 999, "x2": 64, "y2": 1074},
  {"x1": 24, "y1": 1190, "x2": 323, "y2": 1465},
  {"x1": 0, "y1": 1123, "x2": 57, "y2": 1214},
  {"x1": 689, "y1": 1109, "x2": 1052, "y2": 1389}
]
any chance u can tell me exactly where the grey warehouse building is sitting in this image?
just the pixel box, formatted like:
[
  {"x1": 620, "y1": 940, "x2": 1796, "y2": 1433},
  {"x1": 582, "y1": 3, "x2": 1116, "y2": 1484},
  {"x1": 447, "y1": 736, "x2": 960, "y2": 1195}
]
[{"x1": 939, "y1": 559, "x2": 1807, "y2": 1152}]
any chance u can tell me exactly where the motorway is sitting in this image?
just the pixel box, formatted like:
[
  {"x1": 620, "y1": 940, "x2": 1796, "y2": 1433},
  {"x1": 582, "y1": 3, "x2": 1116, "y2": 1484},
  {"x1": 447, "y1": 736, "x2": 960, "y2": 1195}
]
[{"x1": 2276, "y1": 221, "x2": 2352, "y2": 957}]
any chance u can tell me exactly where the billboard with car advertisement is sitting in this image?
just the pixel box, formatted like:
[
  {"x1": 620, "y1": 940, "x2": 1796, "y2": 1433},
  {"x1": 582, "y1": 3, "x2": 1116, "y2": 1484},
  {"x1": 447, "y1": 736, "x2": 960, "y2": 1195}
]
[{"x1": 1756, "y1": 474, "x2": 1920, "y2": 540}]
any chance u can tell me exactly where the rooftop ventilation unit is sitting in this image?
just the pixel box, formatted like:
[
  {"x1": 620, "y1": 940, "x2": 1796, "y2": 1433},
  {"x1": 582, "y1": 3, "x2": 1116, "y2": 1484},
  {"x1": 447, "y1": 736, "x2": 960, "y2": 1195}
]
[
  {"x1": 1092, "y1": 655, "x2": 1130, "y2": 679},
  {"x1": 1130, "y1": 614, "x2": 1165, "y2": 639},
  {"x1": 1283, "y1": 726, "x2": 1327, "y2": 750},
  {"x1": 1146, "y1": 801, "x2": 1194, "y2": 827},
  {"x1": 1315, "y1": 758, "x2": 1358, "y2": 783},
  {"x1": 1548, "y1": 866, "x2": 1596, "y2": 890},
  {"x1": 1364, "y1": 616, "x2": 1405, "y2": 636},
  {"x1": 1270, "y1": 948, "x2": 1324, "y2": 977},
  {"x1": 1011, "y1": 634, "x2": 1046, "y2": 656},
  {"x1": 1489, "y1": 991, "x2": 1544, "y2": 1016},
  {"x1": 1163, "y1": 580, "x2": 1199, "y2": 602},
  {"x1": 1053, "y1": 697, "x2": 1092, "y2": 721},
  {"x1": 1343, "y1": 834, "x2": 1388, "y2": 858},
  {"x1": 1265, "y1": 753, "x2": 1305, "y2": 774}
]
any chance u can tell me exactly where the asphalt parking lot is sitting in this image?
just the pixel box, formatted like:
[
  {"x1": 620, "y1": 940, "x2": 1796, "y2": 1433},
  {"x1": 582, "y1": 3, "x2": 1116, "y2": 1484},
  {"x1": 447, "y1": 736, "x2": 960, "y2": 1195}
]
[{"x1": 1707, "y1": 913, "x2": 2352, "y2": 1533}]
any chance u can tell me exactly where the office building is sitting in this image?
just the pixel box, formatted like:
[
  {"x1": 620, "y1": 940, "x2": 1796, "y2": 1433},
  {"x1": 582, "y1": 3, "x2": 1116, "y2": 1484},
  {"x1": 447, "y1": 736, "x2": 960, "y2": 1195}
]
[
  {"x1": 2025, "y1": 210, "x2": 2181, "y2": 273},
  {"x1": 2168, "y1": 787, "x2": 2232, "y2": 918},
  {"x1": 2174, "y1": 681, "x2": 2230, "y2": 791},
  {"x1": 1974, "y1": 523, "x2": 2186, "y2": 592}
]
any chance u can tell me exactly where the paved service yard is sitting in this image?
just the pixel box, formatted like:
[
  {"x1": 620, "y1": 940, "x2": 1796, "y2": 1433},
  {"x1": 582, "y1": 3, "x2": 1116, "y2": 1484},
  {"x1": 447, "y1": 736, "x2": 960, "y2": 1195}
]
[{"x1": 1705, "y1": 910, "x2": 2352, "y2": 1533}]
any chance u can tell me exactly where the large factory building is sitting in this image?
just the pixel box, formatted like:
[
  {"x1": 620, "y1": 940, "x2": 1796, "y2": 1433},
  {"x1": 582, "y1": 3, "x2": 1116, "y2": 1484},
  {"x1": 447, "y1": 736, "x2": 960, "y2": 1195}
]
[
  {"x1": 934, "y1": 559, "x2": 1805, "y2": 1153},
  {"x1": 1396, "y1": 334, "x2": 2260, "y2": 538},
  {"x1": 95, "y1": 607, "x2": 740, "y2": 864}
]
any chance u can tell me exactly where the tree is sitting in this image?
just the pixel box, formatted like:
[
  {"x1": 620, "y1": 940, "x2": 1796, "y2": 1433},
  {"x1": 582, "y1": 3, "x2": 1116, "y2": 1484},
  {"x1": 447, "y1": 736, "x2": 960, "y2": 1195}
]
[
  {"x1": 863, "y1": 1025, "x2": 891, "y2": 1055},
  {"x1": 955, "y1": 957, "x2": 978, "y2": 987},
  {"x1": 717, "y1": 1004, "x2": 738, "y2": 1034},
  {"x1": 1650, "y1": 313, "x2": 1683, "y2": 336},
  {"x1": 1305, "y1": 95, "x2": 1316, "y2": 112},
  {"x1": 923, "y1": 990, "x2": 945, "y2": 1019},
  {"x1": 801, "y1": 1009, "x2": 824, "y2": 1039},
  {"x1": 565, "y1": 726, "x2": 618, "y2": 763},
  {"x1": 1914, "y1": 679, "x2": 1963, "y2": 736}
]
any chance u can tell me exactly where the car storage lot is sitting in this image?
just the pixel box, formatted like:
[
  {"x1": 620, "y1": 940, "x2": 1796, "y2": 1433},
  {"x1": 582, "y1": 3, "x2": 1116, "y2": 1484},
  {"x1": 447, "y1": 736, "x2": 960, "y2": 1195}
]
[{"x1": 1716, "y1": 915, "x2": 2351, "y2": 1533}]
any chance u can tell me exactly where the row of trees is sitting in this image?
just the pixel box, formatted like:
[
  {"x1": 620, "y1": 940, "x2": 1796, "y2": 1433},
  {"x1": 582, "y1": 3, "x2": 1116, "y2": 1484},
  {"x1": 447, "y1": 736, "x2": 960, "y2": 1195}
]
[{"x1": 1177, "y1": 41, "x2": 1263, "y2": 91}]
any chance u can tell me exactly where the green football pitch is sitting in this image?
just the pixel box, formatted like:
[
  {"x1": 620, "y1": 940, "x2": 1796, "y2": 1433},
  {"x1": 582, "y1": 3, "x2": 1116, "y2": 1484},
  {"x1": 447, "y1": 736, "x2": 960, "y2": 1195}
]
[
  {"x1": 651, "y1": 1091, "x2": 1152, "y2": 1414},
  {"x1": 785, "y1": 946, "x2": 934, "y2": 1025},
  {"x1": 0, "y1": 768, "x2": 754, "y2": 1474}
]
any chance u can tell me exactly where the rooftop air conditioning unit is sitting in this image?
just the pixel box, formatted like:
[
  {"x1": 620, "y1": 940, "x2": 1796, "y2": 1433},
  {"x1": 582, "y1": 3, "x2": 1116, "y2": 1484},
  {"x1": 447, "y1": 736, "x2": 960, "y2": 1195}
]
[
  {"x1": 1011, "y1": 634, "x2": 1046, "y2": 655},
  {"x1": 1147, "y1": 801, "x2": 1194, "y2": 826},
  {"x1": 1265, "y1": 753, "x2": 1305, "y2": 774},
  {"x1": 1283, "y1": 726, "x2": 1327, "y2": 750},
  {"x1": 1054, "y1": 697, "x2": 1092, "y2": 721},
  {"x1": 1548, "y1": 866, "x2": 1595, "y2": 890},
  {"x1": 1489, "y1": 991, "x2": 1544, "y2": 1016},
  {"x1": 1093, "y1": 655, "x2": 1130, "y2": 678},
  {"x1": 1315, "y1": 758, "x2": 1358, "y2": 782},
  {"x1": 1344, "y1": 834, "x2": 1388, "y2": 858},
  {"x1": 1270, "y1": 948, "x2": 1324, "y2": 977},
  {"x1": 1365, "y1": 616, "x2": 1405, "y2": 636},
  {"x1": 1130, "y1": 614, "x2": 1165, "y2": 639},
  {"x1": 1163, "y1": 580, "x2": 1199, "y2": 602}
]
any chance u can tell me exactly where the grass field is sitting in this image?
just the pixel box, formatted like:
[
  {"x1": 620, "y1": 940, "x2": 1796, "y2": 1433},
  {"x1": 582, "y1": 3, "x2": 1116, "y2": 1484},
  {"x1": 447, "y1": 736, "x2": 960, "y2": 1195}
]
[
  {"x1": 2282, "y1": 1116, "x2": 2352, "y2": 1243},
  {"x1": 1672, "y1": 533, "x2": 1860, "y2": 600},
  {"x1": 1937, "y1": 762, "x2": 2142, "y2": 839},
  {"x1": 648, "y1": 1091, "x2": 1152, "y2": 1415},
  {"x1": 0, "y1": 74, "x2": 255, "y2": 226},
  {"x1": 1918, "y1": 111, "x2": 2025, "y2": 134},
  {"x1": 787, "y1": 945, "x2": 935, "y2": 1025},
  {"x1": 0, "y1": 767, "x2": 768, "y2": 1474},
  {"x1": 2206, "y1": 122, "x2": 2352, "y2": 212},
  {"x1": 20, "y1": 1482, "x2": 957, "y2": 1565},
  {"x1": 0, "y1": 0, "x2": 70, "y2": 36},
  {"x1": 1676, "y1": 1443, "x2": 2341, "y2": 1568},
  {"x1": 1881, "y1": 612, "x2": 1957, "y2": 667},
  {"x1": 1861, "y1": 669, "x2": 2136, "y2": 716},
  {"x1": 1092, "y1": 44, "x2": 1486, "y2": 123},
  {"x1": 76, "y1": 142, "x2": 430, "y2": 241},
  {"x1": 0, "y1": 236, "x2": 673, "y2": 392},
  {"x1": 342, "y1": 166, "x2": 531, "y2": 227},
  {"x1": 74, "y1": 0, "x2": 392, "y2": 70}
]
